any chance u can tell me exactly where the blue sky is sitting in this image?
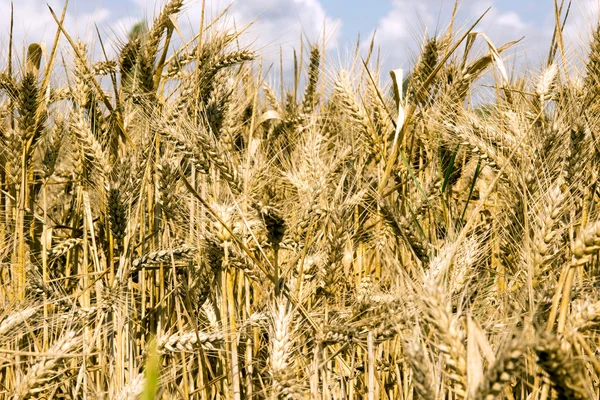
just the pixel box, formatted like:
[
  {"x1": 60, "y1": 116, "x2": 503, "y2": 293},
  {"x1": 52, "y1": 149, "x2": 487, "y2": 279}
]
[{"x1": 0, "y1": 0, "x2": 598, "y2": 74}]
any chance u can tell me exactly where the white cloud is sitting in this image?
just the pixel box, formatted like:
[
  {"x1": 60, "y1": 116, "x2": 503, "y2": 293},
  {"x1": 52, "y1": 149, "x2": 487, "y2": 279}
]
[
  {"x1": 131, "y1": 0, "x2": 342, "y2": 65},
  {"x1": 368, "y1": 0, "x2": 555, "y2": 73},
  {"x1": 496, "y1": 11, "x2": 527, "y2": 31},
  {"x1": 9, "y1": 0, "x2": 600, "y2": 87},
  {"x1": 233, "y1": 0, "x2": 340, "y2": 48},
  {"x1": 0, "y1": 0, "x2": 340, "y2": 72},
  {"x1": 367, "y1": 0, "x2": 457, "y2": 68},
  {"x1": 0, "y1": 0, "x2": 111, "y2": 53},
  {"x1": 562, "y1": 0, "x2": 600, "y2": 59},
  {"x1": 368, "y1": 0, "x2": 600, "y2": 79}
]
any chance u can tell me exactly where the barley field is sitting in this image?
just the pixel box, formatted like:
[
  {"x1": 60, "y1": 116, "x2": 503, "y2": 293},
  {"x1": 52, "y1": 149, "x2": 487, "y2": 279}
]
[{"x1": 0, "y1": 1, "x2": 599, "y2": 399}]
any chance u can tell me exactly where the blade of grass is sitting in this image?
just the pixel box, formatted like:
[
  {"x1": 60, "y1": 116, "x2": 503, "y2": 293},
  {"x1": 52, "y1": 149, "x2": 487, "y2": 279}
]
[{"x1": 460, "y1": 160, "x2": 482, "y2": 221}]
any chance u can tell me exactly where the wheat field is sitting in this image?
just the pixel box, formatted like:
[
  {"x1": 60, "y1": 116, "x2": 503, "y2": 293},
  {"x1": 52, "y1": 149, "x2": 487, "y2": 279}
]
[{"x1": 0, "y1": 0, "x2": 599, "y2": 399}]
